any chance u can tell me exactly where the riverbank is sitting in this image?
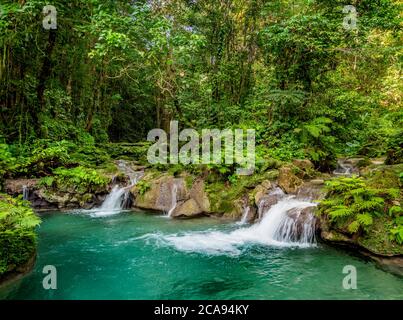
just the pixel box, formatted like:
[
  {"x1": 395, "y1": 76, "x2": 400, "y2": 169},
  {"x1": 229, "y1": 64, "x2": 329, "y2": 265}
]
[
  {"x1": 1, "y1": 157, "x2": 402, "y2": 284},
  {"x1": 2, "y1": 211, "x2": 402, "y2": 300}
]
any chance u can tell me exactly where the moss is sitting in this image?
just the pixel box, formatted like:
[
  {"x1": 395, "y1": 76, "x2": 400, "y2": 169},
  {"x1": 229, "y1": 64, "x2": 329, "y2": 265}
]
[
  {"x1": 364, "y1": 164, "x2": 403, "y2": 189},
  {"x1": 319, "y1": 165, "x2": 403, "y2": 256},
  {"x1": 185, "y1": 175, "x2": 195, "y2": 189},
  {"x1": 358, "y1": 217, "x2": 403, "y2": 256},
  {"x1": 205, "y1": 170, "x2": 279, "y2": 214}
]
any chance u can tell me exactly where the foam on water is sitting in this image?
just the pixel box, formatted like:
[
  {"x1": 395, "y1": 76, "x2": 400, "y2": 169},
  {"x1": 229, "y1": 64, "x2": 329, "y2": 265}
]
[{"x1": 141, "y1": 197, "x2": 317, "y2": 255}]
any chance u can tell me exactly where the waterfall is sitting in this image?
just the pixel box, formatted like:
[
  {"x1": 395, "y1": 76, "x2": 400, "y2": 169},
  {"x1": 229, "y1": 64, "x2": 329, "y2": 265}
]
[
  {"x1": 22, "y1": 185, "x2": 29, "y2": 201},
  {"x1": 99, "y1": 185, "x2": 128, "y2": 211},
  {"x1": 333, "y1": 159, "x2": 353, "y2": 176},
  {"x1": 91, "y1": 161, "x2": 144, "y2": 217},
  {"x1": 257, "y1": 187, "x2": 285, "y2": 220},
  {"x1": 239, "y1": 206, "x2": 250, "y2": 224},
  {"x1": 146, "y1": 196, "x2": 318, "y2": 255},
  {"x1": 167, "y1": 182, "x2": 178, "y2": 217},
  {"x1": 254, "y1": 197, "x2": 317, "y2": 245}
]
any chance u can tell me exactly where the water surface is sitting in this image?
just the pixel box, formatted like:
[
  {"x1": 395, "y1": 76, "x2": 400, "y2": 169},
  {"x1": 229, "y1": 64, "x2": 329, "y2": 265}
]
[{"x1": 1, "y1": 211, "x2": 402, "y2": 300}]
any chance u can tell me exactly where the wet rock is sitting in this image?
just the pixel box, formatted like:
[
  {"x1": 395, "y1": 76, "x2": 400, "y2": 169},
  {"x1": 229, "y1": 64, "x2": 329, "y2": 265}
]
[
  {"x1": 242, "y1": 206, "x2": 257, "y2": 223},
  {"x1": 133, "y1": 175, "x2": 210, "y2": 217}
]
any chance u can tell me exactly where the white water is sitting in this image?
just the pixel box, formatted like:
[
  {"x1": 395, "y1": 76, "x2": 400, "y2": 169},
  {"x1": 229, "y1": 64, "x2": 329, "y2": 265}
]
[
  {"x1": 143, "y1": 197, "x2": 317, "y2": 255},
  {"x1": 257, "y1": 187, "x2": 285, "y2": 220},
  {"x1": 333, "y1": 159, "x2": 353, "y2": 176},
  {"x1": 167, "y1": 182, "x2": 179, "y2": 217},
  {"x1": 90, "y1": 162, "x2": 144, "y2": 217},
  {"x1": 98, "y1": 185, "x2": 128, "y2": 212},
  {"x1": 22, "y1": 185, "x2": 29, "y2": 201},
  {"x1": 239, "y1": 206, "x2": 250, "y2": 225}
]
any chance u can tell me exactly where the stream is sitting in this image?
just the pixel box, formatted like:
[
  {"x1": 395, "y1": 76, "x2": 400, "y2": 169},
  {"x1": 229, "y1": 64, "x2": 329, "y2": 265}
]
[{"x1": 1, "y1": 209, "x2": 402, "y2": 300}]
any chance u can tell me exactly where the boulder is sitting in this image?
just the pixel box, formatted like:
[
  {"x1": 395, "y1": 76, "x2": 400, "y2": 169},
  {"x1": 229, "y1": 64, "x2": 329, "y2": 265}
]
[
  {"x1": 253, "y1": 180, "x2": 273, "y2": 205},
  {"x1": 296, "y1": 181, "x2": 326, "y2": 200},
  {"x1": 189, "y1": 179, "x2": 210, "y2": 213},
  {"x1": 292, "y1": 159, "x2": 314, "y2": 171},
  {"x1": 135, "y1": 176, "x2": 187, "y2": 212},
  {"x1": 171, "y1": 199, "x2": 203, "y2": 218},
  {"x1": 133, "y1": 175, "x2": 211, "y2": 217},
  {"x1": 278, "y1": 166, "x2": 303, "y2": 194}
]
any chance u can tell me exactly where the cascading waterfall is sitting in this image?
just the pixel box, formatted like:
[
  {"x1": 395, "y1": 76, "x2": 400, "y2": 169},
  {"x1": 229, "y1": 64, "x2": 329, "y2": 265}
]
[
  {"x1": 255, "y1": 197, "x2": 317, "y2": 245},
  {"x1": 22, "y1": 185, "x2": 29, "y2": 201},
  {"x1": 167, "y1": 182, "x2": 179, "y2": 217},
  {"x1": 143, "y1": 196, "x2": 318, "y2": 255},
  {"x1": 257, "y1": 187, "x2": 285, "y2": 220},
  {"x1": 333, "y1": 159, "x2": 353, "y2": 176},
  {"x1": 91, "y1": 161, "x2": 144, "y2": 217},
  {"x1": 99, "y1": 185, "x2": 128, "y2": 211}
]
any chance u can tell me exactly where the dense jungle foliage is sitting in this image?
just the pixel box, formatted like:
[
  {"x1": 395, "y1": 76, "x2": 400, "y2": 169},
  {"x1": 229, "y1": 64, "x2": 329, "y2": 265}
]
[
  {"x1": 0, "y1": 0, "x2": 402, "y2": 273},
  {"x1": 0, "y1": 194, "x2": 40, "y2": 278},
  {"x1": 0, "y1": 0, "x2": 401, "y2": 173}
]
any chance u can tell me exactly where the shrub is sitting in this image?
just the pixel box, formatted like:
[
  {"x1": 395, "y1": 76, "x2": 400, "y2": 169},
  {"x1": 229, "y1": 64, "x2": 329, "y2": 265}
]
[
  {"x1": 0, "y1": 194, "x2": 41, "y2": 277},
  {"x1": 39, "y1": 166, "x2": 110, "y2": 193},
  {"x1": 318, "y1": 176, "x2": 401, "y2": 238}
]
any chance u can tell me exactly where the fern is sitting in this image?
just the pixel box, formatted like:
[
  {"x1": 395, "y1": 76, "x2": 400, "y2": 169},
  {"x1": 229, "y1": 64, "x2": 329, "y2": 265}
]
[
  {"x1": 348, "y1": 221, "x2": 360, "y2": 233},
  {"x1": 356, "y1": 213, "x2": 373, "y2": 227}
]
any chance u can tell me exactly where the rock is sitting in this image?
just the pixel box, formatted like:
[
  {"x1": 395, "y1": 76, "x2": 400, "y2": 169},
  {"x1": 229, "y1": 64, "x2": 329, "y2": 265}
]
[
  {"x1": 282, "y1": 206, "x2": 317, "y2": 241},
  {"x1": 171, "y1": 199, "x2": 203, "y2": 218},
  {"x1": 133, "y1": 175, "x2": 211, "y2": 217},
  {"x1": 310, "y1": 179, "x2": 325, "y2": 185},
  {"x1": 296, "y1": 181, "x2": 327, "y2": 200},
  {"x1": 320, "y1": 230, "x2": 354, "y2": 244},
  {"x1": 278, "y1": 166, "x2": 303, "y2": 194},
  {"x1": 292, "y1": 159, "x2": 314, "y2": 171},
  {"x1": 253, "y1": 180, "x2": 273, "y2": 205},
  {"x1": 189, "y1": 179, "x2": 210, "y2": 212},
  {"x1": 36, "y1": 190, "x2": 71, "y2": 209},
  {"x1": 242, "y1": 206, "x2": 257, "y2": 223},
  {"x1": 135, "y1": 176, "x2": 186, "y2": 212},
  {"x1": 5, "y1": 179, "x2": 39, "y2": 196},
  {"x1": 256, "y1": 189, "x2": 284, "y2": 220}
]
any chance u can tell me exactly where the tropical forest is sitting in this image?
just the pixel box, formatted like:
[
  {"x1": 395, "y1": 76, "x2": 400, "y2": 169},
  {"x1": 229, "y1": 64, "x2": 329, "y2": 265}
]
[{"x1": 0, "y1": 0, "x2": 402, "y2": 300}]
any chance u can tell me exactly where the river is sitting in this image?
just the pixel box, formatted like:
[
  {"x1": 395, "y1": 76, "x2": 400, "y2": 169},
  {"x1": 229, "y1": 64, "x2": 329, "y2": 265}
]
[{"x1": 1, "y1": 209, "x2": 402, "y2": 300}]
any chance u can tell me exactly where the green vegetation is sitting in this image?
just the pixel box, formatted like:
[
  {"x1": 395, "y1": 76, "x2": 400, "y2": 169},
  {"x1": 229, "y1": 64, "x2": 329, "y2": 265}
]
[
  {"x1": 0, "y1": 194, "x2": 41, "y2": 278},
  {"x1": 136, "y1": 180, "x2": 151, "y2": 196},
  {"x1": 0, "y1": 0, "x2": 401, "y2": 277},
  {"x1": 0, "y1": 0, "x2": 401, "y2": 174},
  {"x1": 318, "y1": 172, "x2": 402, "y2": 254},
  {"x1": 39, "y1": 166, "x2": 110, "y2": 194}
]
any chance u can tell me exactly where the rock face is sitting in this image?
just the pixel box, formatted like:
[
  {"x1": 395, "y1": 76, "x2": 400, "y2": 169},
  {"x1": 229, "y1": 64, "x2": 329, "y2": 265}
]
[
  {"x1": 133, "y1": 175, "x2": 210, "y2": 218},
  {"x1": 278, "y1": 167, "x2": 303, "y2": 194},
  {"x1": 296, "y1": 182, "x2": 327, "y2": 201},
  {"x1": 5, "y1": 179, "x2": 39, "y2": 196},
  {"x1": 5, "y1": 178, "x2": 107, "y2": 210},
  {"x1": 284, "y1": 206, "x2": 317, "y2": 241},
  {"x1": 253, "y1": 180, "x2": 273, "y2": 205}
]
